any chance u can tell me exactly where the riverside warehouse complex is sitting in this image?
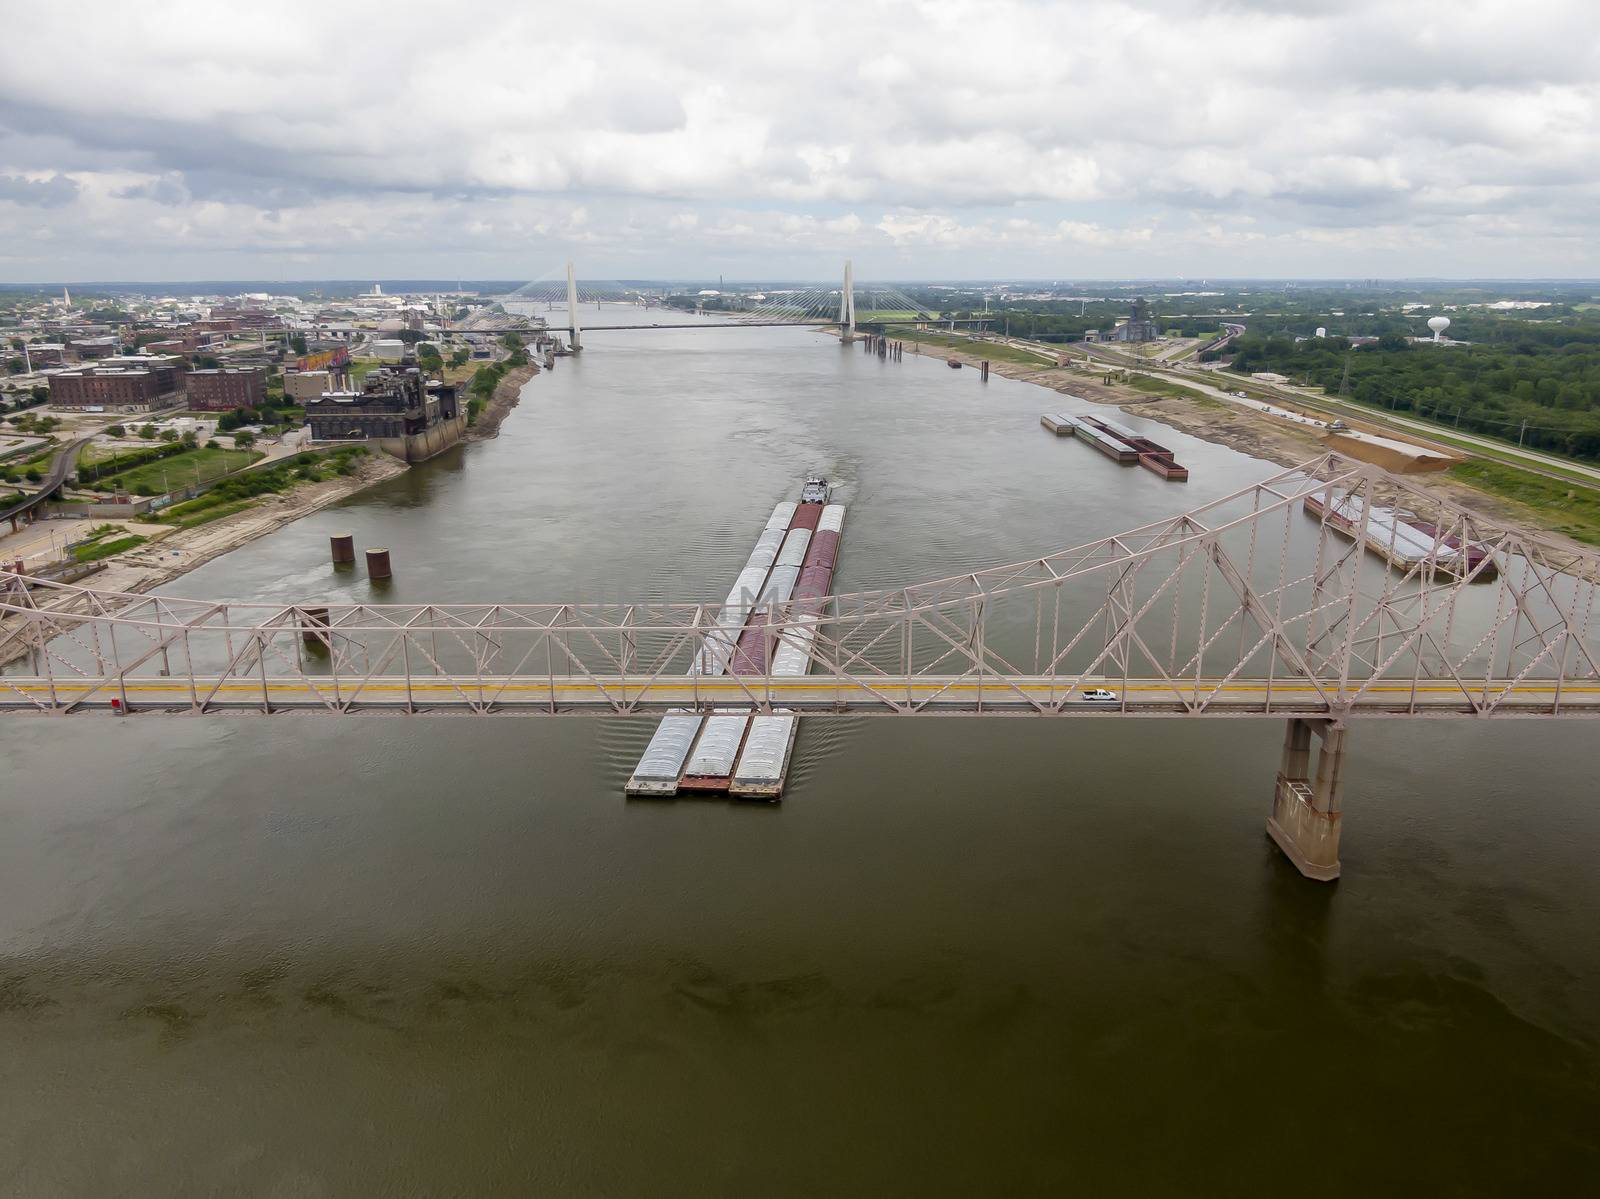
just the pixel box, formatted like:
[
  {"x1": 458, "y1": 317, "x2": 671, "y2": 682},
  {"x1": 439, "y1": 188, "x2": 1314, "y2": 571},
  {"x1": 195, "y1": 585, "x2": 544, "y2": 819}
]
[
  {"x1": 45, "y1": 353, "x2": 189, "y2": 412},
  {"x1": 304, "y1": 365, "x2": 464, "y2": 463}
]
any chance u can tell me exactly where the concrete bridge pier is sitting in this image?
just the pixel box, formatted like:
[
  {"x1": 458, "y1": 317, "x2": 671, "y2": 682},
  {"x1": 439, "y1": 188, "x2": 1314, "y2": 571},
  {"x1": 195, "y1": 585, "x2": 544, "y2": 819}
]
[{"x1": 1267, "y1": 718, "x2": 1346, "y2": 881}]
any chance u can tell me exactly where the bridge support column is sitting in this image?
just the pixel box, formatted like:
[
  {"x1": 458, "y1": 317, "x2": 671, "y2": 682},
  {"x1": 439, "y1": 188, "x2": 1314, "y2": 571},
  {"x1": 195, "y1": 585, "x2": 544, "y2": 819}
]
[
  {"x1": 1267, "y1": 718, "x2": 1344, "y2": 881},
  {"x1": 565, "y1": 261, "x2": 582, "y2": 352}
]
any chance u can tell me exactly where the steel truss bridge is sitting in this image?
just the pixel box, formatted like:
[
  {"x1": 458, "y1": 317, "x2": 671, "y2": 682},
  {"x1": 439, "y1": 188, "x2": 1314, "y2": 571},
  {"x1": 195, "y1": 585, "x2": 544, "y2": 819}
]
[{"x1": 4, "y1": 453, "x2": 1597, "y2": 878}]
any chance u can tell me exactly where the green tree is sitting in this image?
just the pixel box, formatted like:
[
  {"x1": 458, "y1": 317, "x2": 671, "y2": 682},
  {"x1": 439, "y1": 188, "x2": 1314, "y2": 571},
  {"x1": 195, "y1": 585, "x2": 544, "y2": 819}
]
[
  {"x1": 139, "y1": 424, "x2": 157, "y2": 440},
  {"x1": 233, "y1": 430, "x2": 256, "y2": 449},
  {"x1": 159, "y1": 429, "x2": 179, "y2": 442},
  {"x1": 289, "y1": 333, "x2": 309, "y2": 355},
  {"x1": 106, "y1": 424, "x2": 126, "y2": 437},
  {"x1": 180, "y1": 430, "x2": 199, "y2": 449}
]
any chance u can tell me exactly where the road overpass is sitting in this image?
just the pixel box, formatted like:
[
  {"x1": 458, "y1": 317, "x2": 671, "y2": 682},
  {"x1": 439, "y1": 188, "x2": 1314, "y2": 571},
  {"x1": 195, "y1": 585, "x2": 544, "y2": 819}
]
[{"x1": 1, "y1": 436, "x2": 91, "y2": 531}]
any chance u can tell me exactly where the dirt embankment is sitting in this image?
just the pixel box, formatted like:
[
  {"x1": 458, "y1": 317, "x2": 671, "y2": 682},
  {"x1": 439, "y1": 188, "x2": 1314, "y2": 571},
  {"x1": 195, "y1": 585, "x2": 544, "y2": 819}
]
[
  {"x1": 0, "y1": 452, "x2": 409, "y2": 667},
  {"x1": 923, "y1": 338, "x2": 1329, "y2": 469},
  {"x1": 923, "y1": 338, "x2": 1594, "y2": 550},
  {"x1": 466, "y1": 363, "x2": 538, "y2": 442}
]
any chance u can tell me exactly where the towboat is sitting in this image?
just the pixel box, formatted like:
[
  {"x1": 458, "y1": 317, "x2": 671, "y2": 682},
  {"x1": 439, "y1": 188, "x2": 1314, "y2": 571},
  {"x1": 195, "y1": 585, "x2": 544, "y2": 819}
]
[{"x1": 801, "y1": 476, "x2": 830, "y2": 504}]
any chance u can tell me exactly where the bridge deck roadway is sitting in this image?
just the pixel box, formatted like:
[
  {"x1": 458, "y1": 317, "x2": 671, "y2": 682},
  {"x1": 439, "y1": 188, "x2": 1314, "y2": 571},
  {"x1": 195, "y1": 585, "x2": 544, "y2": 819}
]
[{"x1": 2, "y1": 676, "x2": 1596, "y2": 717}]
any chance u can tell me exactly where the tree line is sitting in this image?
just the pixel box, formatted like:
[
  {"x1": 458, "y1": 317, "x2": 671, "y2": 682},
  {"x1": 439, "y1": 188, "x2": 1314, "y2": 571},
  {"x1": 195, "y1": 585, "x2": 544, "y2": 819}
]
[{"x1": 1223, "y1": 322, "x2": 1600, "y2": 460}]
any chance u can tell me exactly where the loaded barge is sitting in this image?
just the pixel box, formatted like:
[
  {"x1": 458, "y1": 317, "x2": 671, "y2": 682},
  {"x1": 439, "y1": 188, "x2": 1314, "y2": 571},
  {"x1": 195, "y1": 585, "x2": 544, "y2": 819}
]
[
  {"x1": 625, "y1": 502, "x2": 794, "y2": 797},
  {"x1": 1304, "y1": 488, "x2": 1497, "y2": 581},
  {"x1": 624, "y1": 479, "x2": 847, "y2": 800},
  {"x1": 1041, "y1": 412, "x2": 1189, "y2": 481},
  {"x1": 729, "y1": 500, "x2": 845, "y2": 800}
]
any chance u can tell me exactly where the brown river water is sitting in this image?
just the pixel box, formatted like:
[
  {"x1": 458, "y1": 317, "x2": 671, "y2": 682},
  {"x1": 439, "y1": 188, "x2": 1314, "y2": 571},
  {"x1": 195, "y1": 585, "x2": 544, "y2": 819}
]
[{"x1": 2, "y1": 311, "x2": 1596, "y2": 1194}]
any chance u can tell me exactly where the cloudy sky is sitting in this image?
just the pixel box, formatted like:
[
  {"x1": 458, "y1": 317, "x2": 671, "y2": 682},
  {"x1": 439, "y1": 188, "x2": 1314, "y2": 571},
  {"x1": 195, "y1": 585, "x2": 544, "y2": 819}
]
[{"x1": 1, "y1": 0, "x2": 1596, "y2": 282}]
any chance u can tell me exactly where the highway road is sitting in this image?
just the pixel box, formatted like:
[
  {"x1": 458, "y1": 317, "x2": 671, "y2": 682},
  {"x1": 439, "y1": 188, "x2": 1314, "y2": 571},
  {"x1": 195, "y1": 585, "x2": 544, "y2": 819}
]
[
  {"x1": 2, "y1": 674, "x2": 1595, "y2": 717},
  {"x1": 0, "y1": 436, "x2": 92, "y2": 526},
  {"x1": 1175, "y1": 366, "x2": 1600, "y2": 485}
]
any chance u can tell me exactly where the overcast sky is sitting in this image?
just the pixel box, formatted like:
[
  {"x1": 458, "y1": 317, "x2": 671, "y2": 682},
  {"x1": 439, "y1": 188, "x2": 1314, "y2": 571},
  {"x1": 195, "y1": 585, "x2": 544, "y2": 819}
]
[{"x1": 1, "y1": 0, "x2": 1596, "y2": 282}]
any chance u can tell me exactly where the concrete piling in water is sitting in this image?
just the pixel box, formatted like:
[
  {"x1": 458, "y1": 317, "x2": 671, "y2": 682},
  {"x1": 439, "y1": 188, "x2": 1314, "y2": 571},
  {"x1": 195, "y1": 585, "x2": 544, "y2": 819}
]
[
  {"x1": 365, "y1": 548, "x2": 393, "y2": 580},
  {"x1": 1267, "y1": 718, "x2": 1346, "y2": 881},
  {"x1": 330, "y1": 533, "x2": 355, "y2": 565},
  {"x1": 981, "y1": 361, "x2": 990, "y2": 381},
  {"x1": 300, "y1": 606, "x2": 330, "y2": 653}
]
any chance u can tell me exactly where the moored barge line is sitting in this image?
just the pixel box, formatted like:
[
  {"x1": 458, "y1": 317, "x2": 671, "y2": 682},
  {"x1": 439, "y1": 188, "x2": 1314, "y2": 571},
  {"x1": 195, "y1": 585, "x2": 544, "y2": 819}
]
[
  {"x1": 1041, "y1": 411, "x2": 1189, "y2": 480},
  {"x1": 1304, "y1": 488, "x2": 1498, "y2": 581}
]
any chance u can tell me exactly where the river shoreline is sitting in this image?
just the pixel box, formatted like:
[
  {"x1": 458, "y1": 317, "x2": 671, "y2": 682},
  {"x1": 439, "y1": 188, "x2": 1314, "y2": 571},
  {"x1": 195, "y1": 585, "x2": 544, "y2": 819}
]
[
  {"x1": 0, "y1": 452, "x2": 408, "y2": 666},
  {"x1": 4, "y1": 363, "x2": 545, "y2": 665},
  {"x1": 465, "y1": 363, "x2": 538, "y2": 441},
  {"x1": 890, "y1": 332, "x2": 1596, "y2": 552}
]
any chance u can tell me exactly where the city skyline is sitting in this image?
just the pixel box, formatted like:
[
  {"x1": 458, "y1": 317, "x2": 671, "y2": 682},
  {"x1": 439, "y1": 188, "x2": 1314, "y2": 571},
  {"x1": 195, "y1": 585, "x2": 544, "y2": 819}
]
[{"x1": 2, "y1": 0, "x2": 1598, "y2": 281}]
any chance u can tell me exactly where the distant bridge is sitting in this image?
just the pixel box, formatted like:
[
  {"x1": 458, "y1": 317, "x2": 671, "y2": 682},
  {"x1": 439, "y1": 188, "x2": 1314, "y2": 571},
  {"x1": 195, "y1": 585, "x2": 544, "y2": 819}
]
[
  {"x1": 479, "y1": 262, "x2": 977, "y2": 347},
  {"x1": 4, "y1": 453, "x2": 1597, "y2": 879}
]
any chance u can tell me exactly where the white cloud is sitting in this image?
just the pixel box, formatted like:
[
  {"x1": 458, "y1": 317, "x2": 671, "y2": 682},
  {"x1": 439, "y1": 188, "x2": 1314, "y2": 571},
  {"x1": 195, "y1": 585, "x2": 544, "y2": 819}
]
[{"x1": 0, "y1": 0, "x2": 1597, "y2": 278}]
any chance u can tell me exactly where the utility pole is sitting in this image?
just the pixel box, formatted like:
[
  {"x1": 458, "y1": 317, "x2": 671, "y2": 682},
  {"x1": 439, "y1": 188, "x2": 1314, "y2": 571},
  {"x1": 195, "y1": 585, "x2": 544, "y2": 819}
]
[{"x1": 1518, "y1": 418, "x2": 1527, "y2": 448}]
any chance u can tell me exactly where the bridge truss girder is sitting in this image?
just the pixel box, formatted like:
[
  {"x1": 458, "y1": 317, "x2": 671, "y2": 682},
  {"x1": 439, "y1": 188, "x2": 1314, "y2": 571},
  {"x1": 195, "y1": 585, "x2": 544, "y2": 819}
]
[{"x1": 1, "y1": 453, "x2": 1597, "y2": 720}]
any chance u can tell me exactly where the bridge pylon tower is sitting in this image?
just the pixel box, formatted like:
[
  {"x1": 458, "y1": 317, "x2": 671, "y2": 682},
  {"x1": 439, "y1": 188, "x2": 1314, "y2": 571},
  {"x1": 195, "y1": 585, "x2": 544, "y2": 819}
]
[
  {"x1": 839, "y1": 259, "x2": 856, "y2": 342},
  {"x1": 566, "y1": 261, "x2": 583, "y2": 352}
]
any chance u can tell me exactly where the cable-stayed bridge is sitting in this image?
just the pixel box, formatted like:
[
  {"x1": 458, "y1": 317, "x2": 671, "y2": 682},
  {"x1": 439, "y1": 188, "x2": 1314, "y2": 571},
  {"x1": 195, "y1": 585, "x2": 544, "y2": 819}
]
[
  {"x1": 476, "y1": 262, "x2": 979, "y2": 345},
  {"x1": 3, "y1": 454, "x2": 1598, "y2": 879}
]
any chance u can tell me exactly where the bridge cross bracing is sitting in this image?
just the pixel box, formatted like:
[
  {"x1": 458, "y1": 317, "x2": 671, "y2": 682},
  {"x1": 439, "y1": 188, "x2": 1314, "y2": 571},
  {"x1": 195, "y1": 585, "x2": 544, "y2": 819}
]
[{"x1": 3, "y1": 453, "x2": 1596, "y2": 880}]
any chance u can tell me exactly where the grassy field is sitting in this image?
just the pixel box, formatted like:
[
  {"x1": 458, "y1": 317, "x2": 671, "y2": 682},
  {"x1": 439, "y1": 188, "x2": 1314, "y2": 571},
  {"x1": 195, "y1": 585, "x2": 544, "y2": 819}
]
[
  {"x1": 1122, "y1": 373, "x2": 1227, "y2": 409},
  {"x1": 1449, "y1": 460, "x2": 1600, "y2": 546},
  {"x1": 145, "y1": 446, "x2": 368, "y2": 527},
  {"x1": 857, "y1": 309, "x2": 939, "y2": 322},
  {"x1": 74, "y1": 534, "x2": 147, "y2": 562},
  {"x1": 895, "y1": 330, "x2": 1057, "y2": 368},
  {"x1": 90, "y1": 447, "x2": 261, "y2": 494}
]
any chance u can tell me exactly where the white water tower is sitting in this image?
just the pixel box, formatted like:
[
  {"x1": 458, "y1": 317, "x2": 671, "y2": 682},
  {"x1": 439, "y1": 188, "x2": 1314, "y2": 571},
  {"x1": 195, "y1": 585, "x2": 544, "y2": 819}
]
[
  {"x1": 1427, "y1": 315, "x2": 1451, "y2": 343},
  {"x1": 1315, "y1": 327, "x2": 1327, "y2": 338}
]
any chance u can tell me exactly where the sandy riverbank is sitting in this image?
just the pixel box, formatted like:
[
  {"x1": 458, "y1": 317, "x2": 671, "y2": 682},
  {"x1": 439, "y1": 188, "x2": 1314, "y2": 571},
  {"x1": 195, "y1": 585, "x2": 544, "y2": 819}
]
[
  {"x1": 4, "y1": 360, "x2": 546, "y2": 665},
  {"x1": 466, "y1": 363, "x2": 538, "y2": 441},
  {"x1": 894, "y1": 334, "x2": 1594, "y2": 551},
  {"x1": 1, "y1": 452, "x2": 408, "y2": 667}
]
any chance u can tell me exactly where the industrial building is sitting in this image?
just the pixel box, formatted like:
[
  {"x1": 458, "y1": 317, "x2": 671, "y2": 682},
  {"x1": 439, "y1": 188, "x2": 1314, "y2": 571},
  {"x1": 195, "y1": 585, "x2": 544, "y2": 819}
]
[
  {"x1": 304, "y1": 366, "x2": 463, "y2": 462},
  {"x1": 283, "y1": 368, "x2": 336, "y2": 402},
  {"x1": 48, "y1": 354, "x2": 188, "y2": 412},
  {"x1": 186, "y1": 366, "x2": 268, "y2": 412},
  {"x1": 69, "y1": 336, "x2": 120, "y2": 360},
  {"x1": 1109, "y1": 297, "x2": 1160, "y2": 343}
]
